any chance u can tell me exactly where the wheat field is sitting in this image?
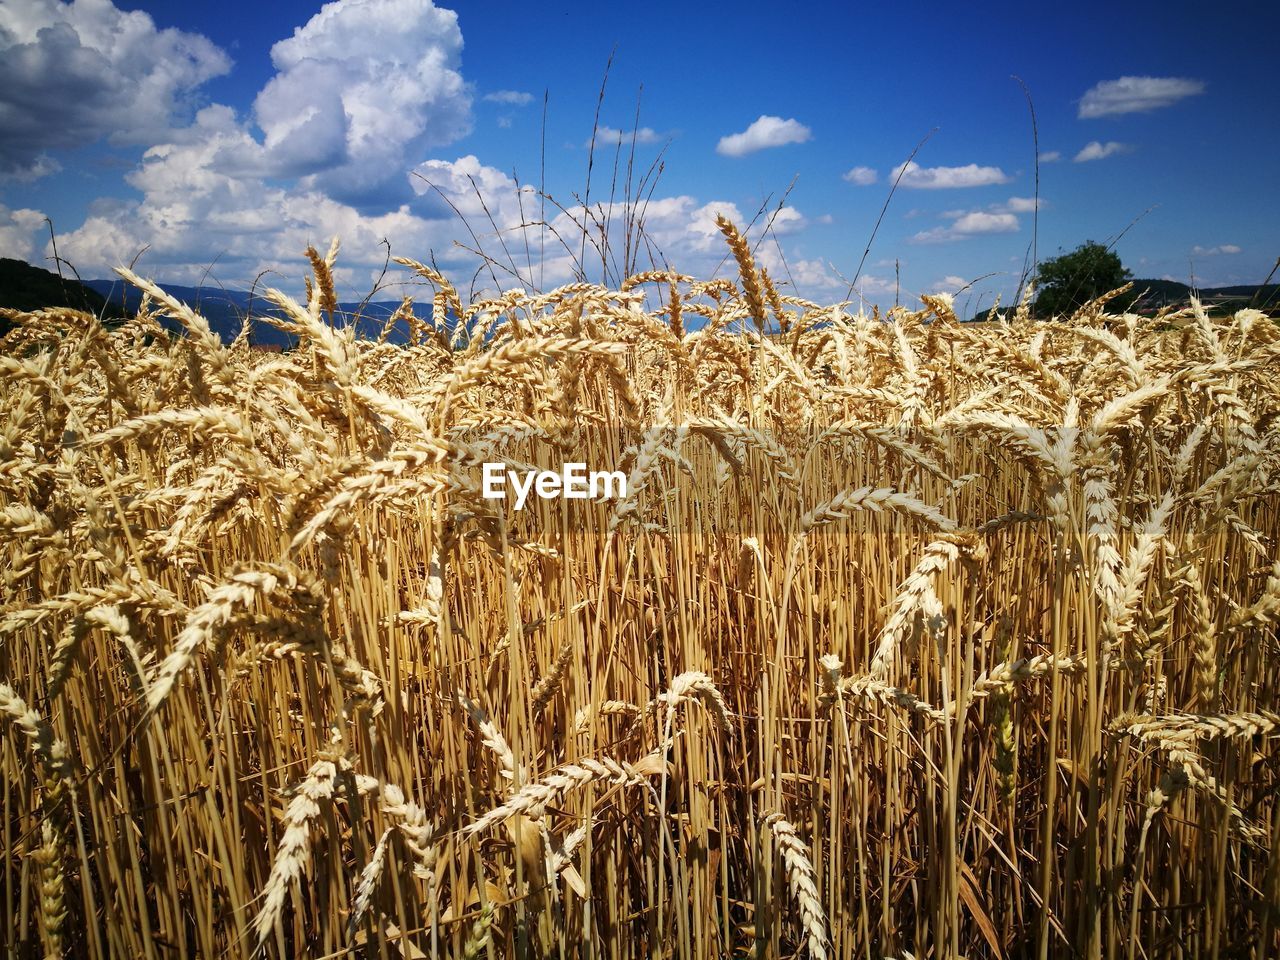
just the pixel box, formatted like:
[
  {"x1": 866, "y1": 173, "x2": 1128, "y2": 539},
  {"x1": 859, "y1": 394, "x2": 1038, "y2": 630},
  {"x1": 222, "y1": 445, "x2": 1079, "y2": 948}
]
[{"x1": 1, "y1": 229, "x2": 1278, "y2": 959}]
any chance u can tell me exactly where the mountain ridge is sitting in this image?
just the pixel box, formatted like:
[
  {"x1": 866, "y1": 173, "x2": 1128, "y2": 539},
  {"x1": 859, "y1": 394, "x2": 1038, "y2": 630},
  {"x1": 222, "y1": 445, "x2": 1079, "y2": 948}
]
[{"x1": 85, "y1": 276, "x2": 422, "y2": 347}]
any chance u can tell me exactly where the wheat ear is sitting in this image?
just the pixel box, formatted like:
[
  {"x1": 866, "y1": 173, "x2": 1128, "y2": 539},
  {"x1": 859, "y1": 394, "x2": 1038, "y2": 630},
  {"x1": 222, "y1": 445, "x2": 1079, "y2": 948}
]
[{"x1": 763, "y1": 813, "x2": 829, "y2": 960}]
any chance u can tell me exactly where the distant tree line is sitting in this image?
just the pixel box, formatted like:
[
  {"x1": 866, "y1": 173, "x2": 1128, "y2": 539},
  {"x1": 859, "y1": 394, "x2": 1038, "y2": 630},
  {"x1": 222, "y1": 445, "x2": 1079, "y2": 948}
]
[{"x1": 968, "y1": 242, "x2": 1277, "y2": 321}]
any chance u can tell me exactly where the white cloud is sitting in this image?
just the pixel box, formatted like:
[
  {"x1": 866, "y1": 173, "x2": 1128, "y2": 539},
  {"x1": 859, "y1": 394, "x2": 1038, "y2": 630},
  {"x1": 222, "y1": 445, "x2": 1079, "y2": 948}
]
[
  {"x1": 0, "y1": 0, "x2": 231, "y2": 179},
  {"x1": 767, "y1": 207, "x2": 808, "y2": 235},
  {"x1": 0, "y1": 204, "x2": 48, "y2": 262},
  {"x1": 1074, "y1": 140, "x2": 1131, "y2": 162},
  {"x1": 54, "y1": 131, "x2": 834, "y2": 301},
  {"x1": 1040, "y1": 151, "x2": 1062, "y2": 163},
  {"x1": 891, "y1": 161, "x2": 1011, "y2": 189},
  {"x1": 952, "y1": 212, "x2": 1018, "y2": 233},
  {"x1": 932, "y1": 275, "x2": 969, "y2": 293},
  {"x1": 28, "y1": 2, "x2": 846, "y2": 302},
  {"x1": 942, "y1": 195, "x2": 1039, "y2": 218},
  {"x1": 1079, "y1": 76, "x2": 1205, "y2": 118},
  {"x1": 483, "y1": 90, "x2": 533, "y2": 105},
  {"x1": 646, "y1": 199, "x2": 746, "y2": 254},
  {"x1": 1191, "y1": 244, "x2": 1242, "y2": 256},
  {"x1": 409, "y1": 155, "x2": 533, "y2": 222},
  {"x1": 716, "y1": 116, "x2": 811, "y2": 157},
  {"x1": 252, "y1": 0, "x2": 472, "y2": 205},
  {"x1": 843, "y1": 166, "x2": 877, "y2": 186},
  {"x1": 589, "y1": 126, "x2": 661, "y2": 147},
  {"x1": 911, "y1": 211, "x2": 1019, "y2": 243},
  {"x1": 909, "y1": 228, "x2": 948, "y2": 244},
  {"x1": 753, "y1": 246, "x2": 845, "y2": 293},
  {"x1": 850, "y1": 274, "x2": 896, "y2": 298},
  {"x1": 55, "y1": 150, "x2": 533, "y2": 289},
  {"x1": 1001, "y1": 197, "x2": 1042, "y2": 213},
  {"x1": 535, "y1": 197, "x2": 825, "y2": 294}
]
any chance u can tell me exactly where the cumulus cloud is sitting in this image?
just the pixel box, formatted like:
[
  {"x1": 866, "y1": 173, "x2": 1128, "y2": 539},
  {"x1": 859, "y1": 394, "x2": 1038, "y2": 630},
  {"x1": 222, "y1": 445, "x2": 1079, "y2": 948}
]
[
  {"x1": 56, "y1": 150, "x2": 533, "y2": 288},
  {"x1": 0, "y1": 204, "x2": 48, "y2": 262},
  {"x1": 843, "y1": 166, "x2": 877, "y2": 186},
  {"x1": 761, "y1": 255, "x2": 846, "y2": 293},
  {"x1": 252, "y1": 0, "x2": 472, "y2": 206},
  {"x1": 911, "y1": 211, "x2": 1019, "y2": 243},
  {"x1": 483, "y1": 90, "x2": 533, "y2": 105},
  {"x1": 533, "y1": 196, "x2": 826, "y2": 293},
  {"x1": 1192, "y1": 244, "x2": 1241, "y2": 256},
  {"x1": 1001, "y1": 197, "x2": 1042, "y2": 213},
  {"x1": 54, "y1": 135, "x2": 834, "y2": 301},
  {"x1": 848, "y1": 274, "x2": 897, "y2": 298},
  {"x1": 891, "y1": 161, "x2": 1011, "y2": 189},
  {"x1": 951, "y1": 212, "x2": 1018, "y2": 234},
  {"x1": 0, "y1": 0, "x2": 231, "y2": 179},
  {"x1": 26, "y1": 1, "x2": 843, "y2": 301},
  {"x1": 1079, "y1": 76, "x2": 1205, "y2": 118},
  {"x1": 716, "y1": 116, "x2": 811, "y2": 157},
  {"x1": 1040, "y1": 151, "x2": 1062, "y2": 163},
  {"x1": 932, "y1": 275, "x2": 969, "y2": 293},
  {"x1": 409, "y1": 155, "x2": 533, "y2": 223},
  {"x1": 589, "y1": 126, "x2": 661, "y2": 147},
  {"x1": 1074, "y1": 140, "x2": 1131, "y2": 162},
  {"x1": 767, "y1": 207, "x2": 809, "y2": 235}
]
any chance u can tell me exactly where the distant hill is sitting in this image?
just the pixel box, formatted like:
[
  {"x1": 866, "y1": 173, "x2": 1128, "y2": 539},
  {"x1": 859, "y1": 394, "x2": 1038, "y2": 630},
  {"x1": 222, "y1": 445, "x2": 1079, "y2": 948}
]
[
  {"x1": 0, "y1": 259, "x2": 426, "y2": 347},
  {"x1": 0, "y1": 258, "x2": 129, "y2": 334},
  {"x1": 87, "y1": 276, "x2": 424, "y2": 348},
  {"x1": 969, "y1": 280, "x2": 1279, "y2": 322}
]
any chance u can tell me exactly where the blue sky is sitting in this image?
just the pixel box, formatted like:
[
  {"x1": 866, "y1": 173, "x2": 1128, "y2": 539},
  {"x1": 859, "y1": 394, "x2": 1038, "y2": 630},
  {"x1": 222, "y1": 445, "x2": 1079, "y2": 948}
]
[{"x1": 1, "y1": 0, "x2": 1275, "y2": 313}]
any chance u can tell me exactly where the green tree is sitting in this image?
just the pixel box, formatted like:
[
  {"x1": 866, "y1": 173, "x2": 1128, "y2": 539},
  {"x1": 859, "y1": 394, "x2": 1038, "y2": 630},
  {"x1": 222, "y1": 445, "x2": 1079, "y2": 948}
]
[{"x1": 1033, "y1": 241, "x2": 1133, "y2": 318}]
